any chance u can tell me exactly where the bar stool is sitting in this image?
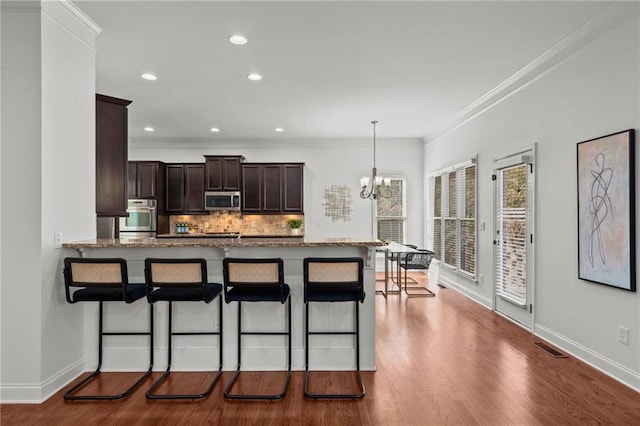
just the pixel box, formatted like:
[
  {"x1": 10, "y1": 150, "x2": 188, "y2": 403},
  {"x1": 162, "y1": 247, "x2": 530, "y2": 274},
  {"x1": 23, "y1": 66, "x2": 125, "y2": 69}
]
[
  {"x1": 63, "y1": 257, "x2": 153, "y2": 400},
  {"x1": 303, "y1": 257, "x2": 365, "y2": 399},
  {"x1": 144, "y1": 258, "x2": 223, "y2": 400},
  {"x1": 222, "y1": 257, "x2": 291, "y2": 400},
  {"x1": 399, "y1": 249, "x2": 436, "y2": 297}
]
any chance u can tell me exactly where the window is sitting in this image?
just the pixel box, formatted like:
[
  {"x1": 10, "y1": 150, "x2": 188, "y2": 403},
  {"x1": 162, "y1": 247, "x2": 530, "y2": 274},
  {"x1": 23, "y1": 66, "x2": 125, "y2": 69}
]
[
  {"x1": 428, "y1": 159, "x2": 476, "y2": 278},
  {"x1": 376, "y1": 179, "x2": 406, "y2": 243},
  {"x1": 495, "y1": 163, "x2": 529, "y2": 305}
]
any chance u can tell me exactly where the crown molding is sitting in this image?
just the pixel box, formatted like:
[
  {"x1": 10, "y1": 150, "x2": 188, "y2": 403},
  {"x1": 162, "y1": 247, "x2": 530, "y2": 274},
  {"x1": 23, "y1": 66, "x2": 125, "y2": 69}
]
[
  {"x1": 55, "y1": 0, "x2": 102, "y2": 35},
  {"x1": 423, "y1": 2, "x2": 640, "y2": 146},
  {"x1": 1, "y1": 0, "x2": 100, "y2": 35},
  {"x1": 2, "y1": 1, "x2": 102, "y2": 46},
  {"x1": 40, "y1": 0, "x2": 101, "y2": 50}
]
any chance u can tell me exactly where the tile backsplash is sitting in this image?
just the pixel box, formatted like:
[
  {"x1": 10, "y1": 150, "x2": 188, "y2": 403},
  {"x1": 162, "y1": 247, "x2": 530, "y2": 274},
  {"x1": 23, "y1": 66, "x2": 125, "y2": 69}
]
[{"x1": 169, "y1": 212, "x2": 304, "y2": 236}]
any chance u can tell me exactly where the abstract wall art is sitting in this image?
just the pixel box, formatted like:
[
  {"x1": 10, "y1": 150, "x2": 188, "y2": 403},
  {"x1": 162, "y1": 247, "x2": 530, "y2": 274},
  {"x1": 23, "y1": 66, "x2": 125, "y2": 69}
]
[
  {"x1": 577, "y1": 129, "x2": 635, "y2": 291},
  {"x1": 323, "y1": 184, "x2": 352, "y2": 222}
]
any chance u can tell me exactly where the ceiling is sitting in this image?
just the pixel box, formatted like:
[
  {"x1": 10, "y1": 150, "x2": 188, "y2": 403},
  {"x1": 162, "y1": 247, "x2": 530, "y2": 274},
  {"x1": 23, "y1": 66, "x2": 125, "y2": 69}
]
[{"x1": 76, "y1": 1, "x2": 610, "y2": 140}]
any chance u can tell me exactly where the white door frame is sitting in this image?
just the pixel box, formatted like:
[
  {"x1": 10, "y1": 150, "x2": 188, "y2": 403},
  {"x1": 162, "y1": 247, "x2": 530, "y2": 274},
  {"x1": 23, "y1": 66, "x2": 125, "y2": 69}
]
[{"x1": 492, "y1": 144, "x2": 536, "y2": 330}]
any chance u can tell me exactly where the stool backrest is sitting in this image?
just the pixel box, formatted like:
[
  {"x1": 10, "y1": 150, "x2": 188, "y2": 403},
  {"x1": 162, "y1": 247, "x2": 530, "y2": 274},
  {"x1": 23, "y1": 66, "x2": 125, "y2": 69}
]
[
  {"x1": 223, "y1": 258, "x2": 286, "y2": 301},
  {"x1": 405, "y1": 249, "x2": 435, "y2": 269},
  {"x1": 303, "y1": 257, "x2": 364, "y2": 300},
  {"x1": 63, "y1": 257, "x2": 128, "y2": 303},
  {"x1": 145, "y1": 258, "x2": 207, "y2": 289}
]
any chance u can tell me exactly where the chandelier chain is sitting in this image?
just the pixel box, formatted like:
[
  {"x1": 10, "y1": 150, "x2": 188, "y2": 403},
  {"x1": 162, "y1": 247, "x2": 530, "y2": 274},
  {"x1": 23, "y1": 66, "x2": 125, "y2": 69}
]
[{"x1": 372, "y1": 120, "x2": 378, "y2": 169}]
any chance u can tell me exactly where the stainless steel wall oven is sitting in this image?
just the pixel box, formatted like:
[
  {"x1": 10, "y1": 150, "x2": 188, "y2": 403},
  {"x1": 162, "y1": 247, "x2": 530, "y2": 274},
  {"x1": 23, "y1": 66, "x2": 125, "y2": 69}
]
[{"x1": 119, "y1": 199, "x2": 157, "y2": 238}]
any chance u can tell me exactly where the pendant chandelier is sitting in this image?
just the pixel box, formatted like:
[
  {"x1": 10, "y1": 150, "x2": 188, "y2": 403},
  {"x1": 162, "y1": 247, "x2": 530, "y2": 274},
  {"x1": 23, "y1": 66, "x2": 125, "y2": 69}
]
[{"x1": 360, "y1": 120, "x2": 391, "y2": 200}]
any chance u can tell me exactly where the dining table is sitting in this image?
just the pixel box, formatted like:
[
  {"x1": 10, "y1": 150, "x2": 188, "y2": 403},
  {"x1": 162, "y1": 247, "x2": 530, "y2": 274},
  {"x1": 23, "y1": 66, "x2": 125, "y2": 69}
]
[{"x1": 376, "y1": 241, "x2": 419, "y2": 297}]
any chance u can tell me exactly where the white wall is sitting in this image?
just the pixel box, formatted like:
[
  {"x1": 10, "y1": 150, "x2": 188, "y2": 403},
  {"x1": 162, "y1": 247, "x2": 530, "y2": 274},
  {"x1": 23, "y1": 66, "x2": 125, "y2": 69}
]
[
  {"x1": 1, "y1": 2, "x2": 44, "y2": 400},
  {"x1": 424, "y1": 13, "x2": 640, "y2": 390},
  {"x1": 0, "y1": 0, "x2": 98, "y2": 402},
  {"x1": 130, "y1": 137, "x2": 424, "y2": 245},
  {"x1": 40, "y1": 0, "x2": 97, "y2": 393}
]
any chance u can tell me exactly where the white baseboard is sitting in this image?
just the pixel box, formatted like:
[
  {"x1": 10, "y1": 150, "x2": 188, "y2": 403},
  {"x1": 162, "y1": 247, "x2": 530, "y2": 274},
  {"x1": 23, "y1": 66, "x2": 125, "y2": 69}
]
[
  {"x1": 1, "y1": 341, "x2": 376, "y2": 404},
  {"x1": 535, "y1": 325, "x2": 639, "y2": 393},
  {"x1": 436, "y1": 272, "x2": 492, "y2": 309},
  {"x1": 0, "y1": 383, "x2": 45, "y2": 404},
  {"x1": 0, "y1": 359, "x2": 84, "y2": 404},
  {"x1": 433, "y1": 268, "x2": 639, "y2": 393}
]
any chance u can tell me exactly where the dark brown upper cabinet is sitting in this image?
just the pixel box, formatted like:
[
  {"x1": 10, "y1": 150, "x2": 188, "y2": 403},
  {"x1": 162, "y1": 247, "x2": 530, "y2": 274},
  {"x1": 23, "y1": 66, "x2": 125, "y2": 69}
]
[
  {"x1": 165, "y1": 163, "x2": 205, "y2": 214},
  {"x1": 283, "y1": 164, "x2": 304, "y2": 212},
  {"x1": 241, "y1": 164, "x2": 262, "y2": 213},
  {"x1": 165, "y1": 164, "x2": 185, "y2": 213},
  {"x1": 241, "y1": 163, "x2": 304, "y2": 214},
  {"x1": 128, "y1": 161, "x2": 166, "y2": 216},
  {"x1": 128, "y1": 161, "x2": 165, "y2": 199},
  {"x1": 204, "y1": 155, "x2": 244, "y2": 191},
  {"x1": 95, "y1": 94, "x2": 131, "y2": 217},
  {"x1": 185, "y1": 164, "x2": 205, "y2": 212},
  {"x1": 263, "y1": 165, "x2": 283, "y2": 212}
]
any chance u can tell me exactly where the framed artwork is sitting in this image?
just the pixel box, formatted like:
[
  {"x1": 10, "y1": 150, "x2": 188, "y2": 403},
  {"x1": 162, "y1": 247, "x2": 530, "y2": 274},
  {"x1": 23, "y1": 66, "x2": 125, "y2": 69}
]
[{"x1": 577, "y1": 129, "x2": 635, "y2": 292}]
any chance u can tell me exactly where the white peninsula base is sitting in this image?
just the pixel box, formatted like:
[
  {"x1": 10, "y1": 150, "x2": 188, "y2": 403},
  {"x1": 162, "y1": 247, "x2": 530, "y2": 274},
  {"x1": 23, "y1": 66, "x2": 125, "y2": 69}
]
[{"x1": 63, "y1": 238, "x2": 381, "y2": 374}]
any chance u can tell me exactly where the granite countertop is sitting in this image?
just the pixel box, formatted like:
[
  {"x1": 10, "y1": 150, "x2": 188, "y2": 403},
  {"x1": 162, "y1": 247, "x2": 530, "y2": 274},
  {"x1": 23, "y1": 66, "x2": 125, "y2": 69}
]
[
  {"x1": 63, "y1": 237, "x2": 384, "y2": 249},
  {"x1": 156, "y1": 233, "x2": 300, "y2": 238}
]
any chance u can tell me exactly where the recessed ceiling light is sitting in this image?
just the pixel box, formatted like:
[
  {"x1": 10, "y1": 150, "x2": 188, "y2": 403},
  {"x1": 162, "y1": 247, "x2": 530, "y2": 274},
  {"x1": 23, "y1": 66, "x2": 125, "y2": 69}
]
[
  {"x1": 247, "y1": 73, "x2": 262, "y2": 81},
  {"x1": 141, "y1": 73, "x2": 157, "y2": 81},
  {"x1": 210, "y1": 127, "x2": 220, "y2": 133},
  {"x1": 144, "y1": 126, "x2": 154, "y2": 132},
  {"x1": 229, "y1": 34, "x2": 247, "y2": 45},
  {"x1": 275, "y1": 127, "x2": 284, "y2": 132}
]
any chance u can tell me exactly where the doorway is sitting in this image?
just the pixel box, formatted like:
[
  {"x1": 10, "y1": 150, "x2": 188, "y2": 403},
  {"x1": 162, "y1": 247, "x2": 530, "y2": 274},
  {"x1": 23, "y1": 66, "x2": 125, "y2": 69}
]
[{"x1": 493, "y1": 147, "x2": 535, "y2": 329}]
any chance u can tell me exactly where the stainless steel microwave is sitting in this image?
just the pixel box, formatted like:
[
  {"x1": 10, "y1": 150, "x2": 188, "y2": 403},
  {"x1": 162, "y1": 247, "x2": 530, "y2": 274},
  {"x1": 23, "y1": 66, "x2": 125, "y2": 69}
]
[{"x1": 204, "y1": 191, "x2": 241, "y2": 211}]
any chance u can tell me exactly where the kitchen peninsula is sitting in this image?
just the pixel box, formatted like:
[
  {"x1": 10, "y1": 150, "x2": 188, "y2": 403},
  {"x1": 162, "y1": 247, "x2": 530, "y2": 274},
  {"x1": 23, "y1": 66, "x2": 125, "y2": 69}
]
[{"x1": 63, "y1": 237, "x2": 383, "y2": 372}]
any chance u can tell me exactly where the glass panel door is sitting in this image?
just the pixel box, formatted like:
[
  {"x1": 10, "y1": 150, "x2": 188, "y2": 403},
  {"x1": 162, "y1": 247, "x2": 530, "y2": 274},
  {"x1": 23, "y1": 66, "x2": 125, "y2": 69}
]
[
  {"x1": 496, "y1": 164, "x2": 528, "y2": 305},
  {"x1": 494, "y1": 149, "x2": 534, "y2": 329}
]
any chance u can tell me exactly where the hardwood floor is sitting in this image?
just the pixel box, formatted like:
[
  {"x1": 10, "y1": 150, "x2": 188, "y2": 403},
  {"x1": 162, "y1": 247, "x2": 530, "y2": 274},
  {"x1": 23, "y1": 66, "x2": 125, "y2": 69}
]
[{"x1": 2, "y1": 273, "x2": 639, "y2": 425}]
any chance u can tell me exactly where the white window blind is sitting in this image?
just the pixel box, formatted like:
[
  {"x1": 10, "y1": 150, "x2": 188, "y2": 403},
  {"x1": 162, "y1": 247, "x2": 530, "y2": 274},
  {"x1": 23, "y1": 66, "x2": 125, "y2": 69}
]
[
  {"x1": 430, "y1": 175, "x2": 442, "y2": 259},
  {"x1": 460, "y1": 165, "x2": 476, "y2": 275},
  {"x1": 495, "y1": 164, "x2": 527, "y2": 305},
  {"x1": 377, "y1": 179, "x2": 406, "y2": 243},
  {"x1": 428, "y1": 159, "x2": 477, "y2": 279}
]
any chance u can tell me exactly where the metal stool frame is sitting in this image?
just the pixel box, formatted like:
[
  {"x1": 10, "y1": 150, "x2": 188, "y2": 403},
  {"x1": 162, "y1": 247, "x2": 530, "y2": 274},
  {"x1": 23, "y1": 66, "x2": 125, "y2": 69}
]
[
  {"x1": 222, "y1": 257, "x2": 291, "y2": 400},
  {"x1": 303, "y1": 257, "x2": 365, "y2": 399},
  {"x1": 400, "y1": 249, "x2": 436, "y2": 297},
  {"x1": 144, "y1": 258, "x2": 223, "y2": 400},
  {"x1": 63, "y1": 257, "x2": 153, "y2": 401}
]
